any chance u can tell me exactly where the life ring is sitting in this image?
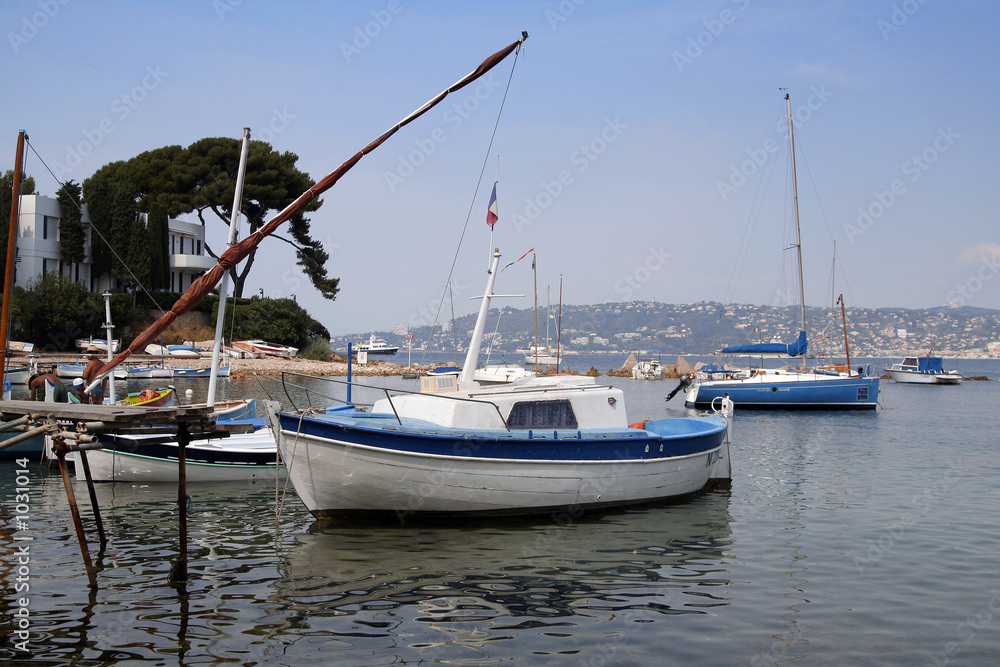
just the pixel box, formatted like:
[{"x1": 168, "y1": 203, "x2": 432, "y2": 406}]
[{"x1": 629, "y1": 419, "x2": 651, "y2": 429}]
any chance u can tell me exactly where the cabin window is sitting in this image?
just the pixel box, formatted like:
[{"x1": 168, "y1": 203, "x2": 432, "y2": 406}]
[{"x1": 507, "y1": 399, "x2": 578, "y2": 429}]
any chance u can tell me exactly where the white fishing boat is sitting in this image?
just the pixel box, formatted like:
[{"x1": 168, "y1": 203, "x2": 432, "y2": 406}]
[
  {"x1": 269, "y1": 249, "x2": 732, "y2": 518},
  {"x1": 884, "y1": 356, "x2": 962, "y2": 384}
]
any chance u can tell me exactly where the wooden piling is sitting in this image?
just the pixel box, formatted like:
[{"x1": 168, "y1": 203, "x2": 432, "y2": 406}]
[{"x1": 54, "y1": 441, "x2": 97, "y2": 588}]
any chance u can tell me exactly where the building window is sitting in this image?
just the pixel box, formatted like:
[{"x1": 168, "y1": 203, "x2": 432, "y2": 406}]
[
  {"x1": 171, "y1": 234, "x2": 175, "y2": 254},
  {"x1": 42, "y1": 258, "x2": 49, "y2": 276},
  {"x1": 196, "y1": 239, "x2": 201, "y2": 255}
]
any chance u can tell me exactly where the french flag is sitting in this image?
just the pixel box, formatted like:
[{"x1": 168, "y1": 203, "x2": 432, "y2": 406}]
[{"x1": 486, "y1": 182, "x2": 498, "y2": 228}]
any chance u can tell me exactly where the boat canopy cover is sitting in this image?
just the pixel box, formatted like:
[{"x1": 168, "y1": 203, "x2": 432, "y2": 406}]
[
  {"x1": 721, "y1": 330, "x2": 807, "y2": 357},
  {"x1": 918, "y1": 356, "x2": 944, "y2": 373}
]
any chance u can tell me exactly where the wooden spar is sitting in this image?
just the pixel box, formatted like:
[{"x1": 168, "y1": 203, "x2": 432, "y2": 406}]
[
  {"x1": 1, "y1": 130, "x2": 27, "y2": 388},
  {"x1": 87, "y1": 31, "x2": 528, "y2": 390},
  {"x1": 840, "y1": 293, "x2": 852, "y2": 371}
]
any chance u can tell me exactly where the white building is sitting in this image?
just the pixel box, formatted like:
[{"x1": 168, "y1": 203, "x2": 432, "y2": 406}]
[{"x1": 14, "y1": 194, "x2": 215, "y2": 292}]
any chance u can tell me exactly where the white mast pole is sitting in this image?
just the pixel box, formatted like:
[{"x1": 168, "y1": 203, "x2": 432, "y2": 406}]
[
  {"x1": 785, "y1": 94, "x2": 807, "y2": 335},
  {"x1": 458, "y1": 249, "x2": 502, "y2": 388},
  {"x1": 103, "y1": 291, "x2": 115, "y2": 403},
  {"x1": 207, "y1": 127, "x2": 251, "y2": 408}
]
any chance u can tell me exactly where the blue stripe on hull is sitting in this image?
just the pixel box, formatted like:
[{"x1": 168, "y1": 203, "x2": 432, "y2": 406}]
[
  {"x1": 279, "y1": 413, "x2": 727, "y2": 461},
  {"x1": 686, "y1": 377, "x2": 879, "y2": 411}
]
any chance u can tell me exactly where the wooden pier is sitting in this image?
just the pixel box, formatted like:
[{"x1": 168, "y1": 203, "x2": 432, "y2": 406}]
[{"x1": 0, "y1": 400, "x2": 258, "y2": 588}]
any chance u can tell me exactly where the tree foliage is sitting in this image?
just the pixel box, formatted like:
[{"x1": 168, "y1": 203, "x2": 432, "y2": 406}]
[
  {"x1": 10, "y1": 273, "x2": 134, "y2": 352},
  {"x1": 83, "y1": 138, "x2": 339, "y2": 301},
  {"x1": 214, "y1": 296, "x2": 330, "y2": 350},
  {"x1": 146, "y1": 202, "x2": 170, "y2": 290},
  {"x1": 56, "y1": 180, "x2": 86, "y2": 265},
  {"x1": 0, "y1": 169, "x2": 36, "y2": 281}
]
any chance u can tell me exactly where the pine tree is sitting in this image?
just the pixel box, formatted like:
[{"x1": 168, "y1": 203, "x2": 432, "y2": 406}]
[
  {"x1": 57, "y1": 180, "x2": 86, "y2": 267},
  {"x1": 146, "y1": 203, "x2": 170, "y2": 290},
  {"x1": 110, "y1": 177, "x2": 137, "y2": 287}
]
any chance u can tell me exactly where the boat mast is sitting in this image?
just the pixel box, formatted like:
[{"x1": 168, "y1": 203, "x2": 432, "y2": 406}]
[
  {"x1": 459, "y1": 249, "x2": 502, "y2": 387},
  {"x1": 207, "y1": 127, "x2": 251, "y2": 408},
  {"x1": 556, "y1": 275, "x2": 563, "y2": 370},
  {"x1": 785, "y1": 94, "x2": 807, "y2": 336},
  {"x1": 1, "y1": 130, "x2": 27, "y2": 390},
  {"x1": 102, "y1": 291, "x2": 116, "y2": 403},
  {"x1": 532, "y1": 252, "x2": 539, "y2": 372}
]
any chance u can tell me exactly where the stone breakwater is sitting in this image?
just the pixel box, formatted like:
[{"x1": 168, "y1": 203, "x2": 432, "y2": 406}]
[{"x1": 165, "y1": 356, "x2": 437, "y2": 377}]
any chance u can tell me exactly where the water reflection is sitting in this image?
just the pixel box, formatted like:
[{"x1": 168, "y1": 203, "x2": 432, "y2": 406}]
[{"x1": 267, "y1": 492, "x2": 734, "y2": 659}]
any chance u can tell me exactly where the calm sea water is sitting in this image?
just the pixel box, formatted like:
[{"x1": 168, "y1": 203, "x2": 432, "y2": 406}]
[{"x1": 2, "y1": 360, "x2": 999, "y2": 665}]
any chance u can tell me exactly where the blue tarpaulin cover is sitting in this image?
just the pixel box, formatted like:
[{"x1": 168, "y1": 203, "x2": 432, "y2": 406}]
[
  {"x1": 918, "y1": 356, "x2": 944, "y2": 373},
  {"x1": 722, "y1": 331, "x2": 808, "y2": 357}
]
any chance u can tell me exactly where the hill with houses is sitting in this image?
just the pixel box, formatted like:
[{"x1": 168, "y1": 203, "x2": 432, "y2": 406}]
[{"x1": 331, "y1": 301, "x2": 1000, "y2": 358}]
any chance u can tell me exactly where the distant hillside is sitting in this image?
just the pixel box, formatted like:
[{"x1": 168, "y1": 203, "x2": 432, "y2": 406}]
[{"x1": 331, "y1": 301, "x2": 1000, "y2": 357}]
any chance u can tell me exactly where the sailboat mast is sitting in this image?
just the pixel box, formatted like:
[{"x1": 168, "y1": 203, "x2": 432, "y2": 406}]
[
  {"x1": 785, "y1": 94, "x2": 807, "y2": 335},
  {"x1": 207, "y1": 127, "x2": 251, "y2": 408},
  {"x1": 458, "y1": 249, "x2": 502, "y2": 387},
  {"x1": 1, "y1": 130, "x2": 27, "y2": 389},
  {"x1": 532, "y1": 253, "x2": 539, "y2": 372},
  {"x1": 556, "y1": 276, "x2": 563, "y2": 370}
]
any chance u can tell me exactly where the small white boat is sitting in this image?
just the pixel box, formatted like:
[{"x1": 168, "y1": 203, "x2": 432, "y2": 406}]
[
  {"x1": 235, "y1": 340, "x2": 299, "y2": 358},
  {"x1": 57, "y1": 362, "x2": 126, "y2": 380},
  {"x1": 144, "y1": 344, "x2": 201, "y2": 358},
  {"x1": 632, "y1": 357, "x2": 665, "y2": 381},
  {"x1": 126, "y1": 363, "x2": 174, "y2": 379},
  {"x1": 75, "y1": 337, "x2": 120, "y2": 353},
  {"x1": 474, "y1": 360, "x2": 534, "y2": 385},
  {"x1": 173, "y1": 366, "x2": 231, "y2": 378},
  {"x1": 355, "y1": 333, "x2": 398, "y2": 356},
  {"x1": 67, "y1": 400, "x2": 279, "y2": 482},
  {"x1": 75, "y1": 427, "x2": 279, "y2": 483},
  {"x1": 885, "y1": 356, "x2": 963, "y2": 384},
  {"x1": 521, "y1": 345, "x2": 558, "y2": 366}
]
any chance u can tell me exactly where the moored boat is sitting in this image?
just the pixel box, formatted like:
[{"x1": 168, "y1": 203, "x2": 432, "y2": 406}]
[
  {"x1": 235, "y1": 339, "x2": 299, "y2": 358},
  {"x1": 270, "y1": 250, "x2": 732, "y2": 518},
  {"x1": 355, "y1": 333, "x2": 398, "y2": 356},
  {"x1": 885, "y1": 356, "x2": 962, "y2": 384},
  {"x1": 117, "y1": 387, "x2": 175, "y2": 408},
  {"x1": 632, "y1": 356, "x2": 665, "y2": 380},
  {"x1": 173, "y1": 365, "x2": 231, "y2": 378},
  {"x1": 126, "y1": 364, "x2": 174, "y2": 379},
  {"x1": 683, "y1": 95, "x2": 879, "y2": 411}
]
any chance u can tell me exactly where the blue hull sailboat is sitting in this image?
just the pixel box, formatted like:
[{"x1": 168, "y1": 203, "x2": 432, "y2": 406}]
[{"x1": 684, "y1": 95, "x2": 879, "y2": 411}]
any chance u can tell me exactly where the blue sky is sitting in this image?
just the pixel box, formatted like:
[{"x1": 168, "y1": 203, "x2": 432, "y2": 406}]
[{"x1": 3, "y1": 0, "x2": 998, "y2": 335}]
